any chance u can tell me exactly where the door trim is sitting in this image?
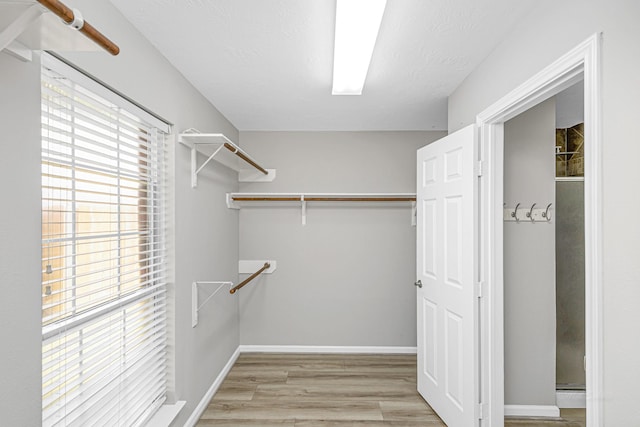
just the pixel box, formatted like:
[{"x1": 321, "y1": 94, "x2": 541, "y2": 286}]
[{"x1": 475, "y1": 33, "x2": 603, "y2": 426}]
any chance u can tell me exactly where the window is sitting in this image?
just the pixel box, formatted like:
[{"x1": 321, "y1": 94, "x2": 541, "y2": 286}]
[{"x1": 41, "y1": 54, "x2": 170, "y2": 426}]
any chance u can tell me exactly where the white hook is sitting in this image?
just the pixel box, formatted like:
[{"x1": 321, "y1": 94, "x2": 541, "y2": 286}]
[
  {"x1": 543, "y1": 203, "x2": 552, "y2": 222},
  {"x1": 526, "y1": 203, "x2": 537, "y2": 222}
]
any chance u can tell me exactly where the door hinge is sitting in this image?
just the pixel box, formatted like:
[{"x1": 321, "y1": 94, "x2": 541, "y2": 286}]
[
  {"x1": 478, "y1": 402, "x2": 488, "y2": 420},
  {"x1": 476, "y1": 160, "x2": 484, "y2": 177},
  {"x1": 476, "y1": 281, "x2": 484, "y2": 299}
]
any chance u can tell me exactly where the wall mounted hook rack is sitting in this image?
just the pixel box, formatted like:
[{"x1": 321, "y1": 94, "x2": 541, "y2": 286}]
[{"x1": 504, "y1": 203, "x2": 553, "y2": 223}]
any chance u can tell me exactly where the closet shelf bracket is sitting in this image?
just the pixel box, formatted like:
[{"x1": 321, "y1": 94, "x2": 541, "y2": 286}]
[
  {"x1": 179, "y1": 131, "x2": 275, "y2": 188},
  {"x1": 411, "y1": 201, "x2": 417, "y2": 227},
  {"x1": 0, "y1": 4, "x2": 42, "y2": 58},
  {"x1": 1, "y1": 0, "x2": 119, "y2": 61},
  {"x1": 192, "y1": 281, "x2": 233, "y2": 327}
]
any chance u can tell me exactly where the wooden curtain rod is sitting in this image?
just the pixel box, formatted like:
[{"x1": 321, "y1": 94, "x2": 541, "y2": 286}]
[
  {"x1": 223, "y1": 143, "x2": 268, "y2": 175},
  {"x1": 230, "y1": 262, "x2": 271, "y2": 294},
  {"x1": 36, "y1": 0, "x2": 120, "y2": 55},
  {"x1": 232, "y1": 197, "x2": 417, "y2": 202}
]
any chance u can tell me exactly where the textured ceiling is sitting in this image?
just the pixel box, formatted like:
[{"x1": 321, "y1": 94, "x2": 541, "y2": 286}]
[{"x1": 109, "y1": 0, "x2": 536, "y2": 131}]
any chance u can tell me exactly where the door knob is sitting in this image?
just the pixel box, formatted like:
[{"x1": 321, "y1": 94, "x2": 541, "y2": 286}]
[{"x1": 414, "y1": 280, "x2": 422, "y2": 288}]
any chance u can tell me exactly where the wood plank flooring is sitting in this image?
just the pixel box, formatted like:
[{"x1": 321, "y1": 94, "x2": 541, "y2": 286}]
[{"x1": 197, "y1": 353, "x2": 585, "y2": 426}]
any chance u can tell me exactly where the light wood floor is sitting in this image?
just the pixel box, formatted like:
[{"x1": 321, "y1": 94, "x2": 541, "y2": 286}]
[{"x1": 197, "y1": 353, "x2": 585, "y2": 426}]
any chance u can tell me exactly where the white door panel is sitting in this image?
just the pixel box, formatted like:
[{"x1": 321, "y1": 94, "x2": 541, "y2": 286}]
[{"x1": 417, "y1": 125, "x2": 479, "y2": 427}]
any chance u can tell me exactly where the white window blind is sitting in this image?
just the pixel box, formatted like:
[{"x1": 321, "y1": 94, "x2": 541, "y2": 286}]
[{"x1": 41, "y1": 54, "x2": 170, "y2": 427}]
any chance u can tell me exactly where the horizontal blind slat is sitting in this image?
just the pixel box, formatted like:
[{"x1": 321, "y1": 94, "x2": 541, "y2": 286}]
[
  {"x1": 44, "y1": 320, "x2": 166, "y2": 423},
  {"x1": 43, "y1": 287, "x2": 166, "y2": 340},
  {"x1": 42, "y1": 269, "x2": 168, "y2": 316},
  {"x1": 74, "y1": 358, "x2": 166, "y2": 427},
  {"x1": 40, "y1": 108, "x2": 154, "y2": 154},
  {"x1": 44, "y1": 333, "x2": 166, "y2": 418},
  {"x1": 42, "y1": 306, "x2": 166, "y2": 396},
  {"x1": 42, "y1": 295, "x2": 166, "y2": 375},
  {"x1": 41, "y1": 78, "x2": 155, "y2": 137},
  {"x1": 46, "y1": 350, "x2": 166, "y2": 426}
]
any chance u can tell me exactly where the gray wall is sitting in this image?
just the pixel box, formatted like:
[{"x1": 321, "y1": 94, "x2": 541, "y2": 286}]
[
  {"x1": 0, "y1": 1, "x2": 241, "y2": 425},
  {"x1": 556, "y1": 180, "x2": 586, "y2": 387},
  {"x1": 238, "y1": 131, "x2": 445, "y2": 346},
  {"x1": 503, "y1": 99, "x2": 557, "y2": 406},
  {"x1": 448, "y1": 0, "x2": 640, "y2": 422}
]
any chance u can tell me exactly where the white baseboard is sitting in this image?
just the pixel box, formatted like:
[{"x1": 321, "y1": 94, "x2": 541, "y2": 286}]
[
  {"x1": 556, "y1": 390, "x2": 586, "y2": 408},
  {"x1": 238, "y1": 345, "x2": 418, "y2": 354},
  {"x1": 504, "y1": 404, "x2": 560, "y2": 418},
  {"x1": 183, "y1": 347, "x2": 240, "y2": 427}
]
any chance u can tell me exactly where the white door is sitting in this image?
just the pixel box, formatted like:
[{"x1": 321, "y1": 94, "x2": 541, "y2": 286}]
[{"x1": 416, "y1": 125, "x2": 479, "y2": 427}]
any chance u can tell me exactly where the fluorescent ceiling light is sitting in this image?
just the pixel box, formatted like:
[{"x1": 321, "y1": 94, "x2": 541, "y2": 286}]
[{"x1": 332, "y1": 0, "x2": 387, "y2": 95}]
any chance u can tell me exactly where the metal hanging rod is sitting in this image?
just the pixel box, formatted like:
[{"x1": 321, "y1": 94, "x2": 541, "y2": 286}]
[
  {"x1": 226, "y1": 193, "x2": 417, "y2": 226},
  {"x1": 36, "y1": 0, "x2": 120, "y2": 55},
  {"x1": 221, "y1": 142, "x2": 268, "y2": 175},
  {"x1": 230, "y1": 262, "x2": 271, "y2": 295},
  {"x1": 229, "y1": 193, "x2": 416, "y2": 202},
  {"x1": 232, "y1": 196, "x2": 416, "y2": 202}
]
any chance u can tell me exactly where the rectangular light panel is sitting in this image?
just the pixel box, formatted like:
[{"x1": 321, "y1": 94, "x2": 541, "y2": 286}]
[{"x1": 332, "y1": 0, "x2": 387, "y2": 95}]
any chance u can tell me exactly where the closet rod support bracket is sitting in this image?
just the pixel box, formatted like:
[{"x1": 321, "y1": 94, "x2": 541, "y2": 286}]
[
  {"x1": 239, "y1": 169, "x2": 276, "y2": 182},
  {"x1": 192, "y1": 281, "x2": 233, "y2": 327},
  {"x1": 226, "y1": 193, "x2": 240, "y2": 209},
  {"x1": 411, "y1": 201, "x2": 417, "y2": 227},
  {"x1": 239, "y1": 260, "x2": 277, "y2": 274},
  {"x1": 0, "y1": 4, "x2": 43, "y2": 53},
  {"x1": 301, "y1": 197, "x2": 307, "y2": 225},
  {"x1": 190, "y1": 144, "x2": 224, "y2": 188}
]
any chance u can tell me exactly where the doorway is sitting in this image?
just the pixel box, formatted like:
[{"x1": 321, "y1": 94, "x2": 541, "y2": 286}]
[
  {"x1": 555, "y1": 82, "x2": 587, "y2": 411},
  {"x1": 502, "y1": 98, "x2": 559, "y2": 418},
  {"x1": 499, "y1": 83, "x2": 587, "y2": 421},
  {"x1": 476, "y1": 33, "x2": 602, "y2": 427}
]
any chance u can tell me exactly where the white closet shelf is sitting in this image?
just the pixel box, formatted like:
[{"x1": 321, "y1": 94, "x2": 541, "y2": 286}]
[
  {"x1": 179, "y1": 132, "x2": 275, "y2": 188},
  {"x1": 227, "y1": 192, "x2": 416, "y2": 203},
  {"x1": 1, "y1": 1, "x2": 115, "y2": 62},
  {"x1": 226, "y1": 192, "x2": 417, "y2": 225}
]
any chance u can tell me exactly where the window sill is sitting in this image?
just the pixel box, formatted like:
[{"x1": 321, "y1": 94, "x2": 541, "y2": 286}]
[{"x1": 145, "y1": 401, "x2": 186, "y2": 427}]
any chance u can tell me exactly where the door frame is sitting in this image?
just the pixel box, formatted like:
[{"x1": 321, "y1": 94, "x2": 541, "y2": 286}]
[{"x1": 475, "y1": 33, "x2": 603, "y2": 426}]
